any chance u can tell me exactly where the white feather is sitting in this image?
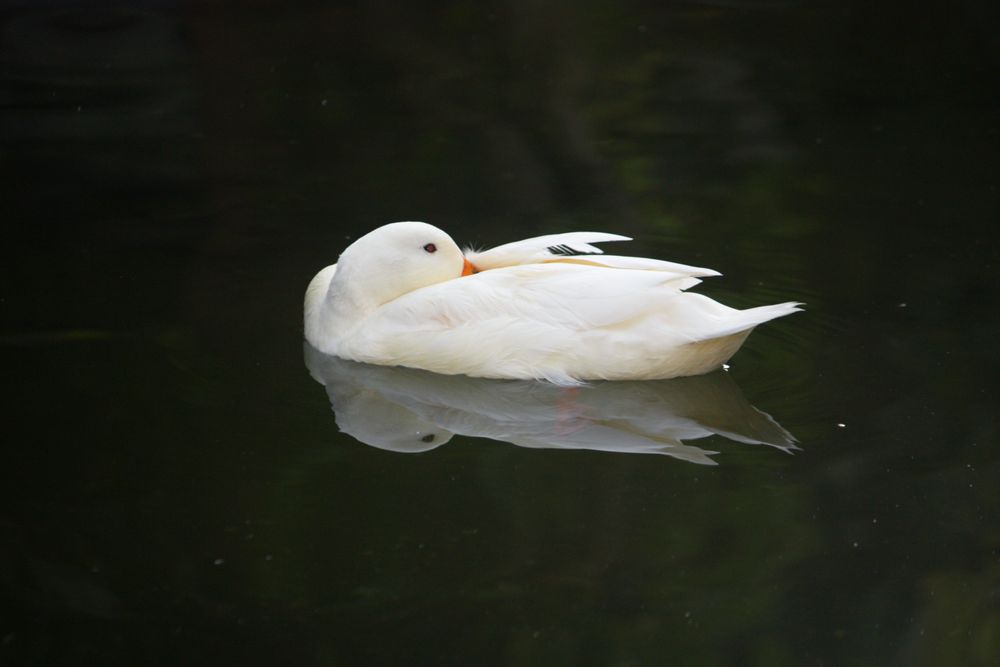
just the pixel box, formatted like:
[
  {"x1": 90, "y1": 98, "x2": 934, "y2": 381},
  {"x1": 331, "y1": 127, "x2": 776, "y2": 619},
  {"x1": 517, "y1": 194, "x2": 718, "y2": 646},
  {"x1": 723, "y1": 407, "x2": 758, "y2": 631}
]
[
  {"x1": 466, "y1": 231, "x2": 629, "y2": 269},
  {"x1": 542, "y1": 254, "x2": 721, "y2": 278}
]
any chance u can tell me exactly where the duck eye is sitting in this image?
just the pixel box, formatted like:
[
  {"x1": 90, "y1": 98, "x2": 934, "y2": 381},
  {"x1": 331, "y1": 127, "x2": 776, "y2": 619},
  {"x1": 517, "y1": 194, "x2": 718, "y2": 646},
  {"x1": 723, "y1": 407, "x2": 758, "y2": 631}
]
[{"x1": 423, "y1": 243, "x2": 437, "y2": 253}]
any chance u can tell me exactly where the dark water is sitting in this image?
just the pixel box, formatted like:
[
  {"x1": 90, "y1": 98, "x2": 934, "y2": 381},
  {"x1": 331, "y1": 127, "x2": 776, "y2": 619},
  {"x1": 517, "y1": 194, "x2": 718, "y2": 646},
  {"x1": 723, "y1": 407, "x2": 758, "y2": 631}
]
[{"x1": 3, "y1": 2, "x2": 999, "y2": 665}]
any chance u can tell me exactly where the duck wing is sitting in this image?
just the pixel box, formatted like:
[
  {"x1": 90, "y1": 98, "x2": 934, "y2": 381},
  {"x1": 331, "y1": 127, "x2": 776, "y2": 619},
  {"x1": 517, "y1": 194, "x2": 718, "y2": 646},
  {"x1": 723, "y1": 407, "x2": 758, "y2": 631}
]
[
  {"x1": 387, "y1": 263, "x2": 695, "y2": 330},
  {"x1": 467, "y1": 231, "x2": 720, "y2": 280},
  {"x1": 345, "y1": 263, "x2": 729, "y2": 383},
  {"x1": 465, "y1": 231, "x2": 629, "y2": 268}
]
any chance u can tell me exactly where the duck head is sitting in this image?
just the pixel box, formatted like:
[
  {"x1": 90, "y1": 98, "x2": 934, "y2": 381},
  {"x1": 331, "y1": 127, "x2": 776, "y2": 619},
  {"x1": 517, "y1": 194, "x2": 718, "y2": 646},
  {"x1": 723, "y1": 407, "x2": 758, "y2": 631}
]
[{"x1": 333, "y1": 221, "x2": 474, "y2": 311}]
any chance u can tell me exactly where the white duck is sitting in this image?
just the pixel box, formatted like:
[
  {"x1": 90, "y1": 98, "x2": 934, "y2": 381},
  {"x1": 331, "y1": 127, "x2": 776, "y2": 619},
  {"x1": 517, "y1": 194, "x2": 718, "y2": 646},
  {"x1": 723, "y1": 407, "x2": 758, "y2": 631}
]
[{"x1": 304, "y1": 221, "x2": 801, "y2": 384}]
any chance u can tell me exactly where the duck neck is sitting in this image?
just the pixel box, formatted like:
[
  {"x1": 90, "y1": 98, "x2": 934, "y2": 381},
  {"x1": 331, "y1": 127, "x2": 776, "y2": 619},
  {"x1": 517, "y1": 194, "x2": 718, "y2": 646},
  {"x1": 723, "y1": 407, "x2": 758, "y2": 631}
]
[
  {"x1": 326, "y1": 283, "x2": 368, "y2": 325},
  {"x1": 305, "y1": 263, "x2": 374, "y2": 353},
  {"x1": 323, "y1": 261, "x2": 381, "y2": 332}
]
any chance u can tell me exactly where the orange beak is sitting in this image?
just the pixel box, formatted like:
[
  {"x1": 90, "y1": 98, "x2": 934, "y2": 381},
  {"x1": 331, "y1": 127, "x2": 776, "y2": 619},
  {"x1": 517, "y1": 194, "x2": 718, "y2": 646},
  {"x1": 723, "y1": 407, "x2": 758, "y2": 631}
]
[{"x1": 461, "y1": 257, "x2": 478, "y2": 276}]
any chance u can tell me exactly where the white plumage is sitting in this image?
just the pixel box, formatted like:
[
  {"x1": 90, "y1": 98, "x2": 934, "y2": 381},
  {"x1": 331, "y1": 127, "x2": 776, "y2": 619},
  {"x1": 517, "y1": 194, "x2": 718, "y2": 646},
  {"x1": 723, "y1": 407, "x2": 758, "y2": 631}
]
[{"x1": 304, "y1": 221, "x2": 801, "y2": 384}]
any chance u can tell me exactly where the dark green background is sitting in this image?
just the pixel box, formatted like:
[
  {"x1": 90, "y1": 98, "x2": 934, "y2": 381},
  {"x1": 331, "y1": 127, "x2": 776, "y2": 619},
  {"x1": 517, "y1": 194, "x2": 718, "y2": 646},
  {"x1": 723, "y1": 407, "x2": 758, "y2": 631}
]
[{"x1": 2, "y1": 1, "x2": 998, "y2": 665}]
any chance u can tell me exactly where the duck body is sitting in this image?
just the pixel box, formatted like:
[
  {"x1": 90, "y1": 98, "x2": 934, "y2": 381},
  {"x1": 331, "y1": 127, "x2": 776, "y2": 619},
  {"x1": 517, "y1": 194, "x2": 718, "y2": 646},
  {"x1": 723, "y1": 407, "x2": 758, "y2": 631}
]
[{"x1": 304, "y1": 221, "x2": 801, "y2": 384}]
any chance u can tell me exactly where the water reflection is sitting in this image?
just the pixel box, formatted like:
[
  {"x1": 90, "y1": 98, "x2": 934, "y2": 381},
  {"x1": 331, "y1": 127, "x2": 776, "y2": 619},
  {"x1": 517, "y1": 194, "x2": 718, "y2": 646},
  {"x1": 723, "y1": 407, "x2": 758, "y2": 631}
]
[{"x1": 305, "y1": 343, "x2": 797, "y2": 464}]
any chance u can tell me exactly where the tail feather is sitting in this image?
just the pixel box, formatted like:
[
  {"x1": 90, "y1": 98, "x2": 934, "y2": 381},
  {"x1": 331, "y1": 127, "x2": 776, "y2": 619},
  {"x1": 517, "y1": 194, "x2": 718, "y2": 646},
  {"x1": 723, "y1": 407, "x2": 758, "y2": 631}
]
[{"x1": 699, "y1": 302, "x2": 803, "y2": 340}]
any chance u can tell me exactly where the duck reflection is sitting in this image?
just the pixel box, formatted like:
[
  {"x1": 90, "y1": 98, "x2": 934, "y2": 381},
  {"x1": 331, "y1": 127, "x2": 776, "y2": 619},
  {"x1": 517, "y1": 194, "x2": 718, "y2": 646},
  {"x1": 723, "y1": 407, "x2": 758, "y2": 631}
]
[{"x1": 305, "y1": 344, "x2": 797, "y2": 464}]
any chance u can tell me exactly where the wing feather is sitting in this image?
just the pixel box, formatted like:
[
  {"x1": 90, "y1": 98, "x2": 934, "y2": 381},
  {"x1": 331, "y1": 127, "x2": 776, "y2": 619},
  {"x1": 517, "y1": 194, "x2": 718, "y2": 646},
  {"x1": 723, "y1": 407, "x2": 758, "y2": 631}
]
[
  {"x1": 466, "y1": 231, "x2": 630, "y2": 270},
  {"x1": 465, "y1": 232, "x2": 720, "y2": 285},
  {"x1": 541, "y1": 254, "x2": 720, "y2": 278},
  {"x1": 350, "y1": 263, "x2": 714, "y2": 381}
]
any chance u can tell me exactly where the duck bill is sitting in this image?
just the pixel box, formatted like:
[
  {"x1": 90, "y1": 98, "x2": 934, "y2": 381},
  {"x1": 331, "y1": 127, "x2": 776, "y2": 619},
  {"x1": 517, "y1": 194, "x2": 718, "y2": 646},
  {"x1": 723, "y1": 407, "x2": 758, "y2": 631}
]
[{"x1": 461, "y1": 257, "x2": 478, "y2": 276}]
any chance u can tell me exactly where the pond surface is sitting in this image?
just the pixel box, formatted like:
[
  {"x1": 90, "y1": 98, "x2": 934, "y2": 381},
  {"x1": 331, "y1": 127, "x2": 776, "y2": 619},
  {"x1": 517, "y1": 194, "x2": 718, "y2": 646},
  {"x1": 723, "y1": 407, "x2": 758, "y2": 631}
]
[{"x1": 3, "y1": 2, "x2": 999, "y2": 665}]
